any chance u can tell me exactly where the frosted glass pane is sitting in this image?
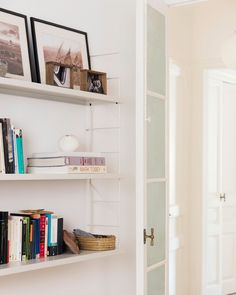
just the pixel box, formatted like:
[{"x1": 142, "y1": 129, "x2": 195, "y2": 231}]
[
  {"x1": 148, "y1": 265, "x2": 165, "y2": 295},
  {"x1": 147, "y1": 182, "x2": 166, "y2": 266},
  {"x1": 147, "y1": 96, "x2": 165, "y2": 178},
  {"x1": 147, "y1": 5, "x2": 166, "y2": 95}
]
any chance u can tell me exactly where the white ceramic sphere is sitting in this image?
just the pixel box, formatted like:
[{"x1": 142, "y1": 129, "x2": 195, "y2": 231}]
[{"x1": 58, "y1": 135, "x2": 80, "y2": 152}]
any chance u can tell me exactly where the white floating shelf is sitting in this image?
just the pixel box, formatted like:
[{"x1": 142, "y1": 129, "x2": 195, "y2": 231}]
[
  {"x1": 0, "y1": 173, "x2": 121, "y2": 181},
  {"x1": 0, "y1": 249, "x2": 120, "y2": 277},
  {"x1": 0, "y1": 77, "x2": 119, "y2": 105}
]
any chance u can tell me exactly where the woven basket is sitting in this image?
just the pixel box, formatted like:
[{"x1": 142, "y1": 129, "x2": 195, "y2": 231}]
[{"x1": 76, "y1": 235, "x2": 116, "y2": 251}]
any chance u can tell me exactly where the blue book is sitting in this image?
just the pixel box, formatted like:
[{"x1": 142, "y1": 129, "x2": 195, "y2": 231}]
[
  {"x1": 31, "y1": 217, "x2": 40, "y2": 258},
  {"x1": 15, "y1": 129, "x2": 24, "y2": 174}
]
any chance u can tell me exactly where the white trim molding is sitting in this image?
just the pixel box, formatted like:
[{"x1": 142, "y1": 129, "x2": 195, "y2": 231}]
[{"x1": 165, "y1": 0, "x2": 208, "y2": 7}]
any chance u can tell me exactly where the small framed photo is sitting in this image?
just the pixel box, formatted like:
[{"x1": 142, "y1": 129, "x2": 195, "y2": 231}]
[
  {"x1": 0, "y1": 8, "x2": 32, "y2": 81},
  {"x1": 80, "y1": 69, "x2": 107, "y2": 95},
  {"x1": 46, "y1": 61, "x2": 73, "y2": 88},
  {"x1": 31, "y1": 17, "x2": 91, "y2": 86}
]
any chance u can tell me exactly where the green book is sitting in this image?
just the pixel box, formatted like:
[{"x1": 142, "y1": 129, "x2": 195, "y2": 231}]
[{"x1": 22, "y1": 217, "x2": 30, "y2": 261}]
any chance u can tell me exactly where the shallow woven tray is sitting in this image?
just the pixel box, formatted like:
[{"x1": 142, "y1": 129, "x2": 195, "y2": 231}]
[{"x1": 76, "y1": 234, "x2": 116, "y2": 251}]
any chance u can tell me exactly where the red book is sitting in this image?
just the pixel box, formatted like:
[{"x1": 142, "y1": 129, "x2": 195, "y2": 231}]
[{"x1": 39, "y1": 215, "x2": 46, "y2": 258}]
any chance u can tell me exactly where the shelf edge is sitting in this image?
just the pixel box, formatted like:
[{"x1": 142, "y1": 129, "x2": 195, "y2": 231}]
[{"x1": 0, "y1": 250, "x2": 120, "y2": 277}]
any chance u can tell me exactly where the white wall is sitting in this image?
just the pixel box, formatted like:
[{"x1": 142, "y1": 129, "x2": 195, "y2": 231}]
[
  {"x1": 168, "y1": 1, "x2": 236, "y2": 295},
  {"x1": 0, "y1": 1, "x2": 136, "y2": 294}
]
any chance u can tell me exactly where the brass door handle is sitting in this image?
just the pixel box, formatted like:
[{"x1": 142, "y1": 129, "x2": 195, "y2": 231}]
[
  {"x1": 144, "y1": 228, "x2": 155, "y2": 246},
  {"x1": 220, "y1": 193, "x2": 226, "y2": 202}
]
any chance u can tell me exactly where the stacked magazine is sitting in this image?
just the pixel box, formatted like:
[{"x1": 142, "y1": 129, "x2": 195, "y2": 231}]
[{"x1": 27, "y1": 152, "x2": 107, "y2": 174}]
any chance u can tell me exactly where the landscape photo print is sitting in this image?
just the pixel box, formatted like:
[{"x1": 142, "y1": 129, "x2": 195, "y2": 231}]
[
  {"x1": 0, "y1": 8, "x2": 32, "y2": 80},
  {"x1": 31, "y1": 18, "x2": 90, "y2": 87}
]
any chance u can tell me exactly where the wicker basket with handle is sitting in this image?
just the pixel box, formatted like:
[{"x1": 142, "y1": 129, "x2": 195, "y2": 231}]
[{"x1": 76, "y1": 234, "x2": 116, "y2": 251}]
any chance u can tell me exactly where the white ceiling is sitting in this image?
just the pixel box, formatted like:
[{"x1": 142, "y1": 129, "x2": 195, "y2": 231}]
[{"x1": 165, "y1": 0, "x2": 207, "y2": 6}]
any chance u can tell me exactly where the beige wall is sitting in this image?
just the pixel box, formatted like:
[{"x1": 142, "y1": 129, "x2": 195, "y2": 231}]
[
  {"x1": 168, "y1": 5, "x2": 194, "y2": 295},
  {"x1": 168, "y1": 1, "x2": 236, "y2": 295}
]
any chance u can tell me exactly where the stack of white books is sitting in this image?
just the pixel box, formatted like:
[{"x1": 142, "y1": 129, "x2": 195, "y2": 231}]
[{"x1": 27, "y1": 152, "x2": 107, "y2": 174}]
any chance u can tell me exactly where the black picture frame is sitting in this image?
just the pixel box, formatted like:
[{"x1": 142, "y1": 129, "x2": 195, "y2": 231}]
[
  {"x1": 30, "y1": 17, "x2": 91, "y2": 85},
  {"x1": 0, "y1": 8, "x2": 32, "y2": 81}
]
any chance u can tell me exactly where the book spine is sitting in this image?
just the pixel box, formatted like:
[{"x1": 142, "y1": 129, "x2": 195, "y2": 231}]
[
  {"x1": 32, "y1": 220, "x2": 36, "y2": 259},
  {"x1": 11, "y1": 219, "x2": 16, "y2": 261},
  {"x1": 6, "y1": 119, "x2": 14, "y2": 173},
  {"x1": 48, "y1": 216, "x2": 58, "y2": 256},
  {"x1": 57, "y1": 218, "x2": 63, "y2": 255},
  {"x1": 8, "y1": 219, "x2": 13, "y2": 261},
  {"x1": 0, "y1": 212, "x2": 8, "y2": 264},
  {"x1": 10, "y1": 215, "x2": 25, "y2": 261},
  {"x1": 10, "y1": 127, "x2": 15, "y2": 174},
  {"x1": 32, "y1": 152, "x2": 102, "y2": 158},
  {"x1": 95, "y1": 157, "x2": 106, "y2": 166},
  {"x1": 21, "y1": 218, "x2": 27, "y2": 261},
  {"x1": 29, "y1": 221, "x2": 33, "y2": 260},
  {"x1": 83, "y1": 157, "x2": 93, "y2": 166},
  {"x1": 67, "y1": 157, "x2": 84, "y2": 166},
  {"x1": 9, "y1": 218, "x2": 18, "y2": 262},
  {"x1": 39, "y1": 215, "x2": 46, "y2": 258},
  {"x1": 68, "y1": 157, "x2": 106, "y2": 166},
  {"x1": 25, "y1": 217, "x2": 30, "y2": 260},
  {"x1": 27, "y1": 165, "x2": 107, "y2": 174},
  {"x1": 36, "y1": 218, "x2": 40, "y2": 259},
  {"x1": 13, "y1": 128, "x2": 18, "y2": 174},
  {"x1": 0, "y1": 119, "x2": 9, "y2": 173},
  {"x1": 69, "y1": 165, "x2": 107, "y2": 173},
  {"x1": 46, "y1": 213, "x2": 52, "y2": 248},
  {"x1": 7, "y1": 238, "x2": 10, "y2": 264},
  {"x1": 16, "y1": 218, "x2": 22, "y2": 261},
  {"x1": 44, "y1": 217, "x2": 48, "y2": 257},
  {"x1": 51, "y1": 217, "x2": 58, "y2": 246},
  {"x1": 0, "y1": 123, "x2": 5, "y2": 173},
  {"x1": 15, "y1": 129, "x2": 24, "y2": 174},
  {"x1": 31, "y1": 218, "x2": 40, "y2": 259}
]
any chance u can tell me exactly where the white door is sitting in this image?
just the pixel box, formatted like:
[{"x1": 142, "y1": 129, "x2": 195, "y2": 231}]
[
  {"x1": 205, "y1": 72, "x2": 236, "y2": 295},
  {"x1": 205, "y1": 76, "x2": 222, "y2": 295},
  {"x1": 168, "y1": 62, "x2": 182, "y2": 295},
  {"x1": 136, "y1": 0, "x2": 167, "y2": 294},
  {"x1": 221, "y1": 82, "x2": 236, "y2": 295},
  {"x1": 145, "y1": 1, "x2": 167, "y2": 295}
]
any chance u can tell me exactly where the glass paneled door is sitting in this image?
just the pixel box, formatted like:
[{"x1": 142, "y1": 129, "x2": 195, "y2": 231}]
[{"x1": 145, "y1": 2, "x2": 167, "y2": 295}]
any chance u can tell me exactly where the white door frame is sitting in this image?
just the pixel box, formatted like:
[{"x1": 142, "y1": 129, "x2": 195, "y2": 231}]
[
  {"x1": 136, "y1": 0, "x2": 146, "y2": 294},
  {"x1": 136, "y1": 0, "x2": 168, "y2": 294},
  {"x1": 202, "y1": 69, "x2": 236, "y2": 295},
  {"x1": 168, "y1": 61, "x2": 182, "y2": 295}
]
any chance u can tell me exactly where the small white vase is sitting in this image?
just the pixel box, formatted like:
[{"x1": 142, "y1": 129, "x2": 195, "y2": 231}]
[{"x1": 58, "y1": 135, "x2": 80, "y2": 152}]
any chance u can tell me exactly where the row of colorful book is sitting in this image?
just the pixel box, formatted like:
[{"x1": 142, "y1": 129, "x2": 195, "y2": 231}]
[
  {"x1": 0, "y1": 118, "x2": 25, "y2": 174},
  {"x1": 27, "y1": 152, "x2": 107, "y2": 174},
  {"x1": 0, "y1": 209, "x2": 63, "y2": 265}
]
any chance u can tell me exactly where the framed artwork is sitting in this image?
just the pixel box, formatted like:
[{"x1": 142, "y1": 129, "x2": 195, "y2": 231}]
[
  {"x1": 0, "y1": 8, "x2": 32, "y2": 81},
  {"x1": 31, "y1": 18, "x2": 91, "y2": 87},
  {"x1": 80, "y1": 69, "x2": 107, "y2": 94}
]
